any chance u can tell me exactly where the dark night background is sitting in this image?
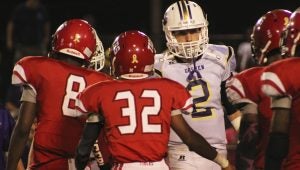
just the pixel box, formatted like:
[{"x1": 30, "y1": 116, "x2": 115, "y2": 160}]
[
  {"x1": 0, "y1": 0, "x2": 299, "y2": 50},
  {"x1": 0, "y1": 0, "x2": 299, "y2": 101}
]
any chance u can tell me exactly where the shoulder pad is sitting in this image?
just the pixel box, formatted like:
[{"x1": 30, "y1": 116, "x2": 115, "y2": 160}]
[
  {"x1": 155, "y1": 51, "x2": 174, "y2": 62},
  {"x1": 203, "y1": 44, "x2": 234, "y2": 68}
]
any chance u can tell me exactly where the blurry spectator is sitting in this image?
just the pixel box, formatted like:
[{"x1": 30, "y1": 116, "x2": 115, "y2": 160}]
[
  {"x1": 5, "y1": 85, "x2": 22, "y2": 120},
  {"x1": 6, "y1": 0, "x2": 50, "y2": 64},
  {"x1": 236, "y1": 27, "x2": 255, "y2": 72},
  {"x1": 0, "y1": 103, "x2": 24, "y2": 169},
  {"x1": 0, "y1": 72, "x2": 4, "y2": 104},
  {"x1": 0, "y1": 103, "x2": 15, "y2": 169}
]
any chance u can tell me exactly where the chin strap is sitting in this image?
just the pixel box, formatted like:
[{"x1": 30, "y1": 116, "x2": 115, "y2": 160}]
[{"x1": 187, "y1": 55, "x2": 202, "y2": 81}]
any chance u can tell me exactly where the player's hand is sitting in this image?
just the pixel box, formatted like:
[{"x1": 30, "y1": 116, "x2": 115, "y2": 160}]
[{"x1": 222, "y1": 163, "x2": 235, "y2": 170}]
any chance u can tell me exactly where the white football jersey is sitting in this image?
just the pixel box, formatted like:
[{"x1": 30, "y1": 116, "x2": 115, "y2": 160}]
[{"x1": 155, "y1": 44, "x2": 234, "y2": 150}]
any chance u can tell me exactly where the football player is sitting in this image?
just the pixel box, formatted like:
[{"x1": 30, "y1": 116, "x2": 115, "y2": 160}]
[
  {"x1": 261, "y1": 9, "x2": 300, "y2": 170},
  {"x1": 6, "y1": 19, "x2": 112, "y2": 170},
  {"x1": 75, "y1": 30, "x2": 233, "y2": 170},
  {"x1": 155, "y1": 1, "x2": 237, "y2": 169},
  {"x1": 226, "y1": 9, "x2": 291, "y2": 169}
]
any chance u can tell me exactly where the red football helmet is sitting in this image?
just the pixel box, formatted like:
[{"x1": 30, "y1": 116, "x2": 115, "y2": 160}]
[
  {"x1": 251, "y1": 9, "x2": 291, "y2": 64},
  {"x1": 111, "y1": 30, "x2": 155, "y2": 79},
  {"x1": 281, "y1": 10, "x2": 300, "y2": 57},
  {"x1": 51, "y1": 19, "x2": 96, "y2": 63}
]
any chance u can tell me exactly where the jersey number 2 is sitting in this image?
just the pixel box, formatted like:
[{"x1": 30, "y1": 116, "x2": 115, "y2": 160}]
[{"x1": 187, "y1": 78, "x2": 213, "y2": 119}]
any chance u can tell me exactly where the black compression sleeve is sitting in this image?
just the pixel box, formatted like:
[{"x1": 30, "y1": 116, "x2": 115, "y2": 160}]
[
  {"x1": 221, "y1": 81, "x2": 238, "y2": 115},
  {"x1": 235, "y1": 115, "x2": 258, "y2": 169},
  {"x1": 265, "y1": 132, "x2": 289, "y2": 170},
  {"x1": 75, "y1": 122, "x2": 102, "y2": 170}
]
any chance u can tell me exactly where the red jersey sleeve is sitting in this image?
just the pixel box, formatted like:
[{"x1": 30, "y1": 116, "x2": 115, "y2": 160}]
[
  {"x1": 12, "y1": 56, "x2": 43, "y2": 91},
  {"x1": 261, "y1": 58, "x2": 300, "y2": 97},
  {"x1": 226, "y1": 67, "x2": 263, "y2": 104},
  {"x1": 166, "y1": 79, "x2": 193, "y2": 113},
  {"x1": 76, "y1": 82, "x2": 105, "y2": 115}
]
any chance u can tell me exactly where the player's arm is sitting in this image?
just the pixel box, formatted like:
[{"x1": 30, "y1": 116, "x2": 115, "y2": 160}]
[
  {"x1": 171, "y1": 110, "x2": 232, "y2": 169},
  {"x1": 265, "y1": 95, "x2": 291, "y2": 170},
  {"x1": 235, "y1": 102, "x2": 258, "y2": 170},
  {"x1": 221, "y1": 81, "x2": 242, "y2": 131},
  {"x1": 75, "y1": 113, "x2": 103, "y2": 170},
  {"x1": 6, "y1": 86, "x2": 36, "y2": 170},
  {"x1": 26, "y1": 138, "x2": 34, "y2": 168},
  {"x1": 91, "y1": 140, "x2": 111, "y2": 170}
]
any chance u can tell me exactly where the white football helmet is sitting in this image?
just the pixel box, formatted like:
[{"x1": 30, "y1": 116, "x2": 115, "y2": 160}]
[
  {"x1": 89, "y1": 28, "x2": 105, "y2": 71},
  {"x1": 163, "y1": 0, "x2": 209, "y2": 58}
]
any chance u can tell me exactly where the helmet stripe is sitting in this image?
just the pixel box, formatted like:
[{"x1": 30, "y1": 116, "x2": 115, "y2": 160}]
[
  {"x1": 176, "y1": 1, "x2": 183, "y2": 20},
  {"x1": 180, "y1": 0, "x2": 189, "y2": 21},
  {"x1": 186, "y1": 0, "x2": 193, "y2": 19}
]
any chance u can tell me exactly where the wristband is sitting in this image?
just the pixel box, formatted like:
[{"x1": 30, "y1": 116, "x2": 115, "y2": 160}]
[
  {"x1": 86, "y1": 113, "x2": 101, "y2": 123},
  {"x1": 271, "y1": 96, "x2": 292, "y2": 109},
  {"x1": 230, "y1": 114, "x2": 241, "y2": 131}
]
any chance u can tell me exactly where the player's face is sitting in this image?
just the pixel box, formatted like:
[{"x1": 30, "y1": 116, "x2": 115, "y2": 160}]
[{"x1": 173, "y1": 28, "x2": 201, "y2": 43}]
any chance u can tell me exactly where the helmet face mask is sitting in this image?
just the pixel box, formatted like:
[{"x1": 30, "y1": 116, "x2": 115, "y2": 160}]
[
  {"x1": 89, "y1": 28, "x2": 105, "y2": 71},
  {"x1": 163, "y1": 0, "x2": 209, "y2": 59},
  {"x1": 51, "y1": 19, "x2": 97, "y2": 66},
  {"x1": 111, "y1": 31, "x2": 155, "y2": 79}
]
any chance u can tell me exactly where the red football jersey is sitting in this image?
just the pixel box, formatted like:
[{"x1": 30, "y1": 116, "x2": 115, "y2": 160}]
[
  {"x1": 12, "y1": 56, "x2": 112, "y2": 167},
  {"x1": 76, "y1": 78, "x2": 193, "y2": 163},
  {"x1": 227, "y1": 67, "x2": 272, "y2": 168},
  {"x1": 261, "y1": 57, "x2": 300, "y2": 169}
]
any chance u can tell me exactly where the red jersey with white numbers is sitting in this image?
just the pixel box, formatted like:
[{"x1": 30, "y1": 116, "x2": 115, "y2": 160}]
[
  {"x1": 261, "y1": 58, "x2": 300, "y2": 170},
  {"x1": 226, "y1": 67, "x2": 272, "y2": 168},
  {"x1": 76, "y1": 78, "x2": 193, "y2": 163},
  {"x1": 12, "y1": 56, "x2": 112, "y2": 167}
]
